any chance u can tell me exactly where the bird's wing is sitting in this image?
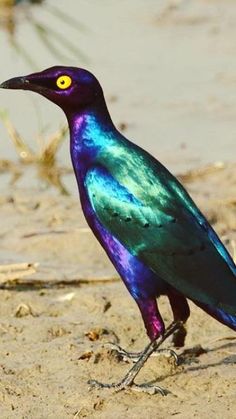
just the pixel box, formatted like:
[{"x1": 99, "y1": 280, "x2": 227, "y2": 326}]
[{"x1": 85, "y1": 165, "x2": 236, "y2": 314}]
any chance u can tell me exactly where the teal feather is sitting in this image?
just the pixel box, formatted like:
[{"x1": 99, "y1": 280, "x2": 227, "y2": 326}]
[{"x1": 85, "y1": 140, "x2": 236, "y2": 315}]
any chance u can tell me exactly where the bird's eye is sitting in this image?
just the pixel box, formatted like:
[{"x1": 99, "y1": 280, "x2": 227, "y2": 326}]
[{"x1": 56, "y1": 75, "x2": 72, "y2": 90}]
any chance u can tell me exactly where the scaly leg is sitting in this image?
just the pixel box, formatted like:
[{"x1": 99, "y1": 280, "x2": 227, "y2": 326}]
[
  {"x1": 107, "y1": 317, "x2": 178, "y2": 363},
  {"x1": 107, "y1": 292, "x2": 189, "y2": 363},
  {"x1": 106, "y1": 296, "x2": 178, "y2": 363},
  {"x1": 107, "y1": 342, "x2": 178, "y2": 363},
  {"x1": 89, "y1": 321, "x2": 180, "y2": 395},
  {"x1": 89, "y1": 297, "x2": 179, "y2": 394}
]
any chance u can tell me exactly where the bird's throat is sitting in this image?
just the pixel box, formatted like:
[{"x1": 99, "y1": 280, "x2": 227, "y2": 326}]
[{"x1": 67, "y1": 107, "x2": 116, "y2": 181}]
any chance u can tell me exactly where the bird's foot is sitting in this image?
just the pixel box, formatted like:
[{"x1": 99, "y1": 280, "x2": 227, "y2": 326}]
[
  {"x1": 88, "y1": 321, "x2": 180, "y2": 396},
  {"x1": 107, "y1": 342, "x2": 178, "y2": 364},
  {"x1": 88, "y1": 378, "x2": 168, "y2": 396}
]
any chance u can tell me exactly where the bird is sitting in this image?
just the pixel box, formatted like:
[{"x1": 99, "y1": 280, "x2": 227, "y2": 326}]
[{"x1": 1, "y1": 66, "x2": 236, "y2": 395}]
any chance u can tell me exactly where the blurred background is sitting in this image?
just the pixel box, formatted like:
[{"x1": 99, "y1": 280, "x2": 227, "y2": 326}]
[{"x1": 0, "y1": 0, "x2": 235, "y2": 194}]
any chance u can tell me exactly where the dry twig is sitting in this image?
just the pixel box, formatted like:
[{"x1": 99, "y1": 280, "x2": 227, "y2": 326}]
[
  {"x1": 0, "y1": 275, "x2": 119, "y2": 289},
  {"x1": 0, "y1": 262, "x2": 118, "y2": 289},
  {"x1": 0, "y1": 262, "x2": 38, "y2": 283}
]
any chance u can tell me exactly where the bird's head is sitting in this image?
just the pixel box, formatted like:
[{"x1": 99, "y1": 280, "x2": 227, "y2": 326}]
[{"x1": 0, "y1": 66, "x2": 104, "y2": 115}]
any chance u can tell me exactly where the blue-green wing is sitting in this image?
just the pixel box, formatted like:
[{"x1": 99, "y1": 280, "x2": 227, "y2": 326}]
[{"x1": 85, "y1": 165, "x2": 236, "y2": 314}]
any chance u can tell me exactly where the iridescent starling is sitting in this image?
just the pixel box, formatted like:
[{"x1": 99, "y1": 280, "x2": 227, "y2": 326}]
[{"x1": 1, "y1": 67, "x2": 235, "y2": 394}]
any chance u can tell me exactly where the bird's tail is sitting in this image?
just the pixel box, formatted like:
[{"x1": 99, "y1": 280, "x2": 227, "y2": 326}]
[{"x1": 193, "y1": 300, "x2": 236, "y2": 331}]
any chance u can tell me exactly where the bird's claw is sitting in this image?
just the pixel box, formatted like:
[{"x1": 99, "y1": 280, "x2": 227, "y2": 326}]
[
  {"x1": 107, "y1": 342, "x2": 178, "y2": 365},
  {"x1": 161, "y1": 348, "x2": 179, "y2": 364},
  {"x1": 89, "y1": 322, "x2": 180, "y2": 397},
  {"x1": 106, "y1": 342, "x2": 140, "y2": 361},
  {"x1": 88, "y1": 379, "x2": 168, "y2": 396},
  {"x1": 130, "y1": 383, "x2": 169, "y2": 396}
]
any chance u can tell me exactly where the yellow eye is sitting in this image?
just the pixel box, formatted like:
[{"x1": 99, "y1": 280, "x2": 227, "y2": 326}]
[{"x1": 56, "y1": 75, "x2": 72, "y2": 90}]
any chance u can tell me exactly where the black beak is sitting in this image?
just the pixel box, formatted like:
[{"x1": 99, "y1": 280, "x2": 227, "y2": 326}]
[{"x1": 0, "y1": 76, "x2": 30, "y2": 90}]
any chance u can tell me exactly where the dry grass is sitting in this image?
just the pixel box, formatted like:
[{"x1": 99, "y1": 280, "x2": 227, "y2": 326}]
[
  {"x1": 0, "y1": 110, "x2": 72, "y2": 194},
  {"x1": 0, "y1": 0, "x2": 87, "y2": 67},
  {"x1": 177, "y1": 161, "x2": 226, "y2": 183}
]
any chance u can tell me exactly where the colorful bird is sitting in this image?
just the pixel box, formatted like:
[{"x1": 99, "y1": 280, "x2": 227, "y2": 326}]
[{"x1": 1, "y1": 66, "x2": 236, "y2": 394}]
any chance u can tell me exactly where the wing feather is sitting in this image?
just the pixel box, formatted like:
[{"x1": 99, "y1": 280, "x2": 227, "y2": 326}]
[{"x1": 85, "y1": 165, "x2": 236, "y2": 314}]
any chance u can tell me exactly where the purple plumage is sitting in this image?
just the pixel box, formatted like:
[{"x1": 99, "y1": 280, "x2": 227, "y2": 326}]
[{"x1": 1, "y1": 65, "x2": 235, "y2": 395}]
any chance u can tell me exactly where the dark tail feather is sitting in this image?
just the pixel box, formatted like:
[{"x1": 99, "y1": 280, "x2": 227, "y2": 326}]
[{"x1": 193, "y1": 300, "x2": 236, "y2": 331}]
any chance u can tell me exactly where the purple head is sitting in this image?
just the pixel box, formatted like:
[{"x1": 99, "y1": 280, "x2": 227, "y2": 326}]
[{"x1": 0, "y1": 66, "x2": 104, "y2": 115}]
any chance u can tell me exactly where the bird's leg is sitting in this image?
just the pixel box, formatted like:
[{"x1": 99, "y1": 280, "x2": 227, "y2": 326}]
[
  {"x1": 107, "y1": 342, "x2": 177, "y2": 363},
  {"x1": 89, "y1": 298, "x2": 179, "y2": 394},
  {"x1": 109, "y1": 293, "x2": 189, "y2": 361},
  {"x1": 108, "y1": 298, "x2": 177, "y2": 363},
  {"x1": 168, "y1": 291, "x2": 190, "y2": 348},
  {"x1": 89, "y1": 321, "x2": 180, "y2": 395}
]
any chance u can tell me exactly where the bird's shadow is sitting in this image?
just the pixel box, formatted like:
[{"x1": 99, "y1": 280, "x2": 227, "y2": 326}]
[{"x1": 146, "y1": 340, "x2": 236, "y2": 386}]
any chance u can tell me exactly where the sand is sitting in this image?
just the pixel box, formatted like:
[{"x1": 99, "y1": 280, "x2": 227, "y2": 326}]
[{"x1": 0, "y1": 164, "x2": 235, "y2": 419}]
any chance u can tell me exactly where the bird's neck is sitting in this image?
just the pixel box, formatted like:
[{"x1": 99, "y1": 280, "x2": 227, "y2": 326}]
[{"x1": 66, "y1": 100, "x2": 117, "y2": 177}]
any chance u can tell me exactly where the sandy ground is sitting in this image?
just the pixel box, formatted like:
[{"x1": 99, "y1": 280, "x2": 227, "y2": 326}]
[
  {"x1": 0, "y1": 164, "x2": 235, "y2": 419},
  {"x1": 0, "y1": 1, "x2": 236, "y2": 418}
]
